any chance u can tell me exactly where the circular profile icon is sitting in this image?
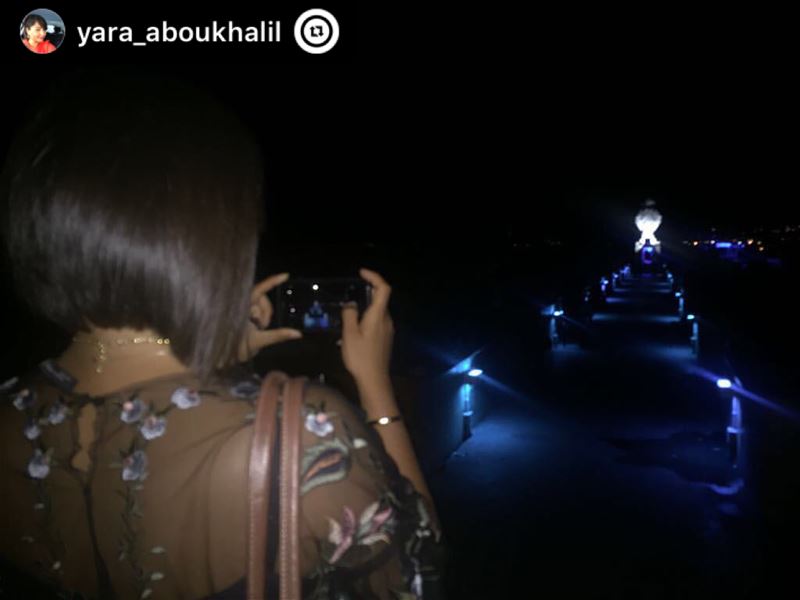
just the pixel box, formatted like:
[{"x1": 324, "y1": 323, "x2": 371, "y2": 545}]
[
  {"x1": 20, "y1": 9, "x2": 65, "y2": 55},
  {"x1": 294, "y1": 9, "x2": 339, "y2": 55}
]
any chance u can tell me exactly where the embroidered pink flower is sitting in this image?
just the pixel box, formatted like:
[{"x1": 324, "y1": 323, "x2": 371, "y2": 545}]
[
  {"x1": 24, "y1": 419, "x2": 42, "y2": 440},
  {"x1": 12, "y1": 388, "x2": 34, "y2": 411},
  {"x1": 27, "y1": 449, "x2": 51, "y2": 479},
  {"x1": 170, "y1": 387, "x2": 201, "y2": 410},
  {"x1": 122, "y1": 450, "x2": 149, "y2": 482},
  {"x1": 120, "y1": 397, "x2": 146, "y2": 424},
  {"x1": 47, "y1": 401, "x2": 69, "y2": 425},
  {"x1": 139, "y1": 415, "x2": 167, "y2": 441},
  {"x1": 305, "y1": 411, "x2": 334, "y2": 437}
]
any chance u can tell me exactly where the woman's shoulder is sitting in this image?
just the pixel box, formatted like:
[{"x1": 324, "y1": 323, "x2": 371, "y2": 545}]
[{"x1": 0, "y1": 359, "x2": 264, "y2": 422}]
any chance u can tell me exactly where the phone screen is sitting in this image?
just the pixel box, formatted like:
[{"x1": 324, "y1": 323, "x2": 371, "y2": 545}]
[{"x1": 274, "y1": 278, "x2": 373, "y2": 334}]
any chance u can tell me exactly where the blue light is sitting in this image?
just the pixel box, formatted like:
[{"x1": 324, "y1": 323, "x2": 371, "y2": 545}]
[
  {"x1": 458, "y1": 382, "x2": 475, "y2": 422},
  {"x1": 449, "y1": 356, "x2": 473, "y2": 375},
  {"x1": 675, "y1": 292, "x2": 682, "y2": 298},
  {"x1": 467, "y1": 369, "x2": 483, "y2": 378},
  {"x1": 553, "y1": 310, "x2": 564, "y2": 317},
  {"x1": 687, "y1": 314, "x2": 696, "y2": 321},
  {"x1": 716, "y1": 242, "x2": 732, "y2": 249},
  {"x1": 717, "y1": 378, "x2": 733, "y2": 389},
  {"x1": 447, "y1": 350, "x2": 483, "y2": 376}
]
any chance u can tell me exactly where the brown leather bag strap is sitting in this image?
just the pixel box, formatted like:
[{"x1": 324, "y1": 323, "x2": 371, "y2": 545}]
[
  {"x1": 248, "y1": 371, "x2": 288, "y2": 599},
  {"x1": 279, "y1": 377, "x2": 307, "y2": 600}
]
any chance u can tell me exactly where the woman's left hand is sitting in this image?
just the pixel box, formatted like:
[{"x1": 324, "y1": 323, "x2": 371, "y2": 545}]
[{"x1": 235, "y1": 273, "x2": 302, "y2": 363}]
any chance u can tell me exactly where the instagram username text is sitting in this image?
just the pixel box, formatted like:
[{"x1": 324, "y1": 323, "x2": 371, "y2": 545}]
[{"x1": 77, "y1": 21, "x2": 281, "y2": 48}]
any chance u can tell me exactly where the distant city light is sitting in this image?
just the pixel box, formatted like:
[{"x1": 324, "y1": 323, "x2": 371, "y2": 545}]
[
  {"x1": 675, "y1": 291, "x2": 682, "y2": 298},
  {"x1": 312, "y1": 284, "x2": 319, "y2": 291},
  {"x1": 716, "y1": 242, "x2": 732, "y2": 249},
  {"x1": 553, "y1": 310, "x2": 565, "y2": 317},
  {"x1": 747, "y1": 239, "x2": 754, "y2": 245},
  {"x1": 687, "y1": 314, "x2": 696, "y2": 320},
  {"x1": 467, "y1": 369, "x2": 483, "y2": 378},
  {"x1": 693, "y1": 241, "x2": 700, "y2": 246},
  {"x1": 717, "y1": 378, "x2": 733, "y2": 389}
]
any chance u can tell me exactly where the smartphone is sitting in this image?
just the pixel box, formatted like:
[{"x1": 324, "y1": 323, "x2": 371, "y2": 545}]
[{"x1": 273, "y1": 278, "x2": 373, "y2": 335}]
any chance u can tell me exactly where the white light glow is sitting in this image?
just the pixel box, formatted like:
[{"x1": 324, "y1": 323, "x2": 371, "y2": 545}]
[
  {"x1": 717, "y1": 378, "x2": 732, "y2": 389},
  {"x1": 467, "y1": 369, "x2": 483, "y2": 378},
  {"x1": 312, "y1": 284, "x2": 319, "y2": 291},
  {"x1": 635, "y1": 204, "x2": 663, "y2": 252}
]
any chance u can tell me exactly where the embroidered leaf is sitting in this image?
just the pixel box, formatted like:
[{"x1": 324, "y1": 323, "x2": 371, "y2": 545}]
[
  {"x1": 417, "y1": 498, "x2": 430, "y2": 528},
  {"x1": 342, "y1": 507, "x2": 356, "y2": 535},
  {"x1": 329, "y1": 533, "x2": 355, "y2": 565},
  {"x1": 150, "y1": 546, "x2": 167, "y2": 554},
  {"x1": 353, "y1": 438, "x2": 368, "y2": 449},
  {"x1": 359, "y1": 532, "x2": 391, "y2": 547},
  {"x1": 371, "y1": 507, "x2": 394, "y2": 533},
  {"x1": 150, "y1": 572, "x2": 165, "y2": 581},
  {"x1": 140, "y1": 589, "x2": 153, "y2": 599},
  {"x1": 0, "y1": 375, "x2": 19, "y2": 391},
  {"x1": 327, "y1": 517, "x2": 342, "y2": 546},
  {"x1": 300, "y1": 447, "x2": 349, "y2": 496},
  {"x1": 359, "y1": 501, "x2": 380, "y2": 532}
]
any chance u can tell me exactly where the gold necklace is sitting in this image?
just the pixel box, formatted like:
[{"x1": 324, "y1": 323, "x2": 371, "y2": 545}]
[{"x1": 70, "y1": 334, "x2": 172, "y2": 374}]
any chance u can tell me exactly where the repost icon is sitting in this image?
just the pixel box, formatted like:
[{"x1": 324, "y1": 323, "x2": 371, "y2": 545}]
[{"x1": 294, "y1": 9, "x2": 339, "y2": 54}]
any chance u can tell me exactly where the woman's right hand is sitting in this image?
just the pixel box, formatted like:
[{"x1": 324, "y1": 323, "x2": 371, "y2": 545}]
[{"x1": 341, "y1": 268, "x2": 394, "y2": 389}]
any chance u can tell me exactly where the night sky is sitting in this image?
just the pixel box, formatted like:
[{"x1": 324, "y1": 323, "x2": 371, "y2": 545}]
[{"x1": 2, "y1": 3, "x2": 796, "y2": 250}]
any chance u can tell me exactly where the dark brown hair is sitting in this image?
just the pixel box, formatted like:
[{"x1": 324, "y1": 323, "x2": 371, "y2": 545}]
[
  {"x1": 22, "y1": 14, "x2": 48, "y2": 40},
  {"x1": 0, "y1": 68, "x2": 265, "y2": 385}
]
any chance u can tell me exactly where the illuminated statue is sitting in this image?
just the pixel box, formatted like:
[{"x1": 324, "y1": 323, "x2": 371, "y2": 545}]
[{"x1": 635, "y1": 199, "x2": 662, "y2": 253}]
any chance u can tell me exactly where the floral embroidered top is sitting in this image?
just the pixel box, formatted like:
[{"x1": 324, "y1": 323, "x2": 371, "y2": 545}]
[{"x1": 0, "y1": 360, "x2": 446, "y2": 600}]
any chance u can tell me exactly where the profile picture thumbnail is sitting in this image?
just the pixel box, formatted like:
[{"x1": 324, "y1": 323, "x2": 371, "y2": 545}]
[{"x1": 20, "y1": 9, "x2": 66, "y2": 54}]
